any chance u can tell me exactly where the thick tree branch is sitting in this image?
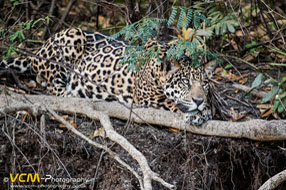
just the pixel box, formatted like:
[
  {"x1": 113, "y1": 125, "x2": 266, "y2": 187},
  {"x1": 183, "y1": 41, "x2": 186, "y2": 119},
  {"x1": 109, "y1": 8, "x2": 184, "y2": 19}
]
[
  {"x1": 0, "y1": 92, "x2": 286, "y2": 141},
  {"x1": 258, "y1": 169, "x2": 286, "y2": 190}
]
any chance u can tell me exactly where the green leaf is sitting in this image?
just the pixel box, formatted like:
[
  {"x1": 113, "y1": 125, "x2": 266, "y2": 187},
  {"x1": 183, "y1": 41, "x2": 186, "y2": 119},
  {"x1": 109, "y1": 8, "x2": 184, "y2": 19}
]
[
  {"x1": 221, "y1": 23, "x2": 227, "y2": 34},
  {"x1": 273, "y1": 99, "x2": 280, "y2": 112},
  {"x1": 227, "y1": 23, "x2": 235, "y2": 33},
  {"x1": 32, "y1": 18, "x2": 45, "y2": 28},
  {"x1": 25, "y1": 22, "x2": 31, "y2": 30},
  {"x1": 168, "y1": 7, "x2": 177, "y2": 26},
  {"x1": 261, "y1": 86, "x2": 279, "y2": 103},
  {"x1": 264, "y1": 78, "x2": 278, "y2": 85},
  {"x1": 281, "y1": 76, "x2": 286, "y2": 84},
  {"x1": 0, "y1": 29, "x2": 5, "y2": 38},
  {"x1": 184, "y1": 10, "x2": 193, "y2": 29},
  {"x1": 224, "y1": 64, "x2": 233, "y2": 69},
  {"x1": 215, "y1": 24, "x2": 220, "y2": 35},
  {"x1": 271, "y1": 48, "x2": 286, "y2": 56},
  {"x1": 193, "y1": 12, "x2": 201, "y2": 29},
  {"x1": 245, "y1": 41, "x2": 256, "y2": 48},
  {"x1": 177, "y1": 7, "x2": 186, "y2": 29},
  {"x1": 6, "y1": 42, "x2": 17, "y2": 57},
  {"x1": 9, "y1": 31, "x2": 19, "y2": 42},
  {"x1": 277, "y1": 92, "x2": 286, "y2": 99},
  {"x1": 277, "y1": 103, "x2": 286, "y2": 113},
  {"x1": 19, "y1": 30, "x2": 25, "y2": 40},
  {"x1": 45, "y1": 16, "x2": 53, "y2": 24},
  {"x1": 251, "y1": 73, "x2": 264, "y2": 89}
]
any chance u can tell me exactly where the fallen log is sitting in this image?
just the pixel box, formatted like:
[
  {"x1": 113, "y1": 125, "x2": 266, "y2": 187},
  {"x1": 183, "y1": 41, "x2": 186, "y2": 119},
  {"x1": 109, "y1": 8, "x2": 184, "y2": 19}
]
[{"x1": 0, "y1": 92, "x2": 286, "y2": 141}]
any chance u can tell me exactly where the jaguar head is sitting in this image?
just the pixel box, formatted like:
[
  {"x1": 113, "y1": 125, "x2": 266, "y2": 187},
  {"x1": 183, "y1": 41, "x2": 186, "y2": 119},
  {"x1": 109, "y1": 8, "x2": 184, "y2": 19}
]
[{"x1": 164, "y1": 57, "x2": 212, "y2": 125}]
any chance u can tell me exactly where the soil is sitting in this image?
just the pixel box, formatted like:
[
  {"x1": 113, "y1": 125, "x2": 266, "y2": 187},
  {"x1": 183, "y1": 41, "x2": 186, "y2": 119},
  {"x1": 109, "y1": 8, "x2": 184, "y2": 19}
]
[{"x1": 0, "y1": 115, "x2": 286, "y2": 190}]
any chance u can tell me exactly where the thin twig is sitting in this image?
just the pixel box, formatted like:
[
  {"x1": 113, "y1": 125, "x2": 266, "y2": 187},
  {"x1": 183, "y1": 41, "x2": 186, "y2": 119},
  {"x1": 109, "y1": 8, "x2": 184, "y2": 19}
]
[
  {"x1": 53, "y1": 0, "x2": 76, "y2": 31},
  {"x1": 232, "y1": 83, "x2": 267, "y2": 98},
  {"x1": 41, "y1": 0, "x2": 56, "y2": 40},
  {"x1": 225, "y1": 94, "x2": 250, "y2": 107}
]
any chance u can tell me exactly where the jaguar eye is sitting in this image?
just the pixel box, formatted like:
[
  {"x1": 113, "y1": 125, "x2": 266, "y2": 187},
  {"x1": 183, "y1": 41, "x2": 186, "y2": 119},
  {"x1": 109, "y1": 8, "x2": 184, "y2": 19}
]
[
  {"x1": 182, "y1": 79, "x2": 189, "y2": 85},
  {"x1": 203, "y1": 83, "x2": 209, "y2": 90}
]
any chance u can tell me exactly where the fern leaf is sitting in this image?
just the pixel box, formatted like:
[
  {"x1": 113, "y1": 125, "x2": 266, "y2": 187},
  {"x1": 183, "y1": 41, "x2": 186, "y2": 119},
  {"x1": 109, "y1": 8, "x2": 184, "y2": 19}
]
[
  {"x1": 199, "y1": 14, "x2": 210, "y2": 24},
  {"x1": 177, "y1": 7, "x2": 186, "y2": 29},
  {"x1": 183, "y1": 10, "x2": 193, "y2": 29},
  {"x1": 193, "y1": 12, "x2": 201, "y2": 29},
  {"x1": 168, "y1": 7, "x2": 177, "y2": 26}
]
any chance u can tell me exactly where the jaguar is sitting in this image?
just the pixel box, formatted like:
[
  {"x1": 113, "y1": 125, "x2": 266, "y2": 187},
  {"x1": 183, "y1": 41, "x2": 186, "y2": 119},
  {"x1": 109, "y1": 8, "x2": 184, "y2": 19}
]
[{"x1": 0, "y1": 28, "x2": 212, "y2": 125}]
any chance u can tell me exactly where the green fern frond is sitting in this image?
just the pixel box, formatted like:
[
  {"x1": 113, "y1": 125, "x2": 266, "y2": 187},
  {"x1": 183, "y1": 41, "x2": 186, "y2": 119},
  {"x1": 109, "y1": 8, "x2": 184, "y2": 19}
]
[
  {"x1": 113, "y1": 9, "x2": 217, "y2": 70},
  {"x1": 183, "y1": 10, "x2": 193, "y2": 29},
  {"x1": 177, "y1": 7, "x2": 186, "y2": 29},
  {"x1": 193, "y1": 12, "x2": 200, "y2": 29},
  {"x1": 168, "y1": 7, "x2": 177, "y2": 26},
  {"x1": 198, "y1": 13, "x2": 210, "y2": 24}
]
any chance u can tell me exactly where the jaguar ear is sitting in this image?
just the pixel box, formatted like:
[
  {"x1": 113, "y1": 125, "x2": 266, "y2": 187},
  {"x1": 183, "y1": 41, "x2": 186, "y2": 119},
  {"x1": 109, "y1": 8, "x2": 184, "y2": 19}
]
[
  {"x1": 203, "y1": 60, "x2": 217, "y2": 78},
  {"x1": 165, "y1": 59, "x2": 180, "y2": 77}
]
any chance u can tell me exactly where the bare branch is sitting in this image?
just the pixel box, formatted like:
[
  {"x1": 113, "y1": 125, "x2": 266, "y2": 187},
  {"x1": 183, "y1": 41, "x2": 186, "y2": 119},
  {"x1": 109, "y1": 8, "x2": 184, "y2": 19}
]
[
  {"x1": 258, "y1": 169, "x2": 286, "y2": 190},
  {"x1": 1, "y1": 92, "x2": 286, "y2": 141},
  {"x1": 44, "y1": 106, "x2": 147, "y2": 190}
]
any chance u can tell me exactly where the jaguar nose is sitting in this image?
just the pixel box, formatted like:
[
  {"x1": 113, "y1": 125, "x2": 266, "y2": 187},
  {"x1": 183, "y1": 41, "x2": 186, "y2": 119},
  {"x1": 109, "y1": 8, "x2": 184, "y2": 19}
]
[{"x1": 192, "y1": 98, "x2": 203, "y2": 106}]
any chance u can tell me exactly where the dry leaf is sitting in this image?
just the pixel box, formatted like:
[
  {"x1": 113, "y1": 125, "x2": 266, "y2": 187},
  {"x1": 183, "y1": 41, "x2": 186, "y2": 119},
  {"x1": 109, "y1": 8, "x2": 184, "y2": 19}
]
[
  {"x1": 276, "y1": 54, "x2": 286, "y2": 58},
  {"x1": 229, "y1": 107, "x2": 246, "y2": 121},
  {"x1": 261, "y1": 107, "x2": 273, "y2": 118},
  {"x1": 21, "y1": 111, "x2": 29, "y2": 123},
  {"x1": 235, "y1": 30, "x2": 244, "y2": 37},
  {"x1": 169, "y1": 128, "x2": 179, "y2": 132},
  {"x1": 230, "y1": 39, "x2": 239, "y2": 51},
  {"x1": 62, "y1": 115, "x2": 69, "y2": 120},
  {"x1": 272, "y1": 112, "x2": 281, "y2": 120},
  {"x1": 59, "y1": 119, "x2": 77, "y2": 128},
  {"x1": 239, "y1": 77, "x2": 248, "y2": 84},
  {"x1": 93, "y1": 128, "x2": 105, "y2": 137},
  {"x1": 222, "y1": 70, "x2": 248, "y2": 82},
  {"x1": 56, "y1": 129, "x2": 64, "y2": 134},
  {"x1": 215, "y1": 75, "x2": 223, "y2": 80},
  {"x1": 222, "y1": 70, "x2": 239, "y2": 81},
  {"x1": 277, "y1": 19, "x2": 286, "y2": 25},
  {"x1": 257, "y1": 104, "x2": 274, "y2": 118},
  {"x1": 242, "y1": 52, "x2": 259, "y2": 62},
  {"x1": 257, "y1": 104, "x2": 272, "y2": 109},
  {"x1": 4, "y1": 86, "x2": 26, "y2": 94},
  {"x1": 214, "y1": 67, "x2": 223, "y2": 74}
]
